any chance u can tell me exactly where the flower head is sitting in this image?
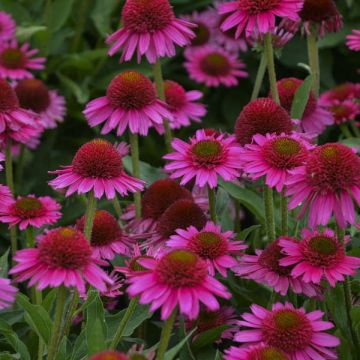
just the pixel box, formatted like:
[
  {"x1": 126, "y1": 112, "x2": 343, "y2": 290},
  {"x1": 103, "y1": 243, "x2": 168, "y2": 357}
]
[
  {"x1": 10, "y1": 227, "x2": 113, "y2": 294},
  {"x1": 0, "y1": 277, "x2": 17, "y2": 310},
  {"x1": 184, "y1": 45, "x2": 248, "y2": 87},
  {"x1": 106, "y1": 0, "x2": 196, "y2": 63},
  {"x1": 127, "y1": 249, "x2": 231, "y2": 320},
  {"x1": 49, "y1": 139, "x2": 144, "y2": 199},
  {"x1": 164, "y1": 129, "x2": 243, "y2": 188},
  {"x1": 224, "y1": 344, "x2": 289, "y2": 360},
  {"x1": 235, "y1": 302, "x2": 339, "y2": 358},
  {"x1": 0, "y1": 12, "x2": 16, "y2": 41},
  {"x1": 347, "y1": 29, "x2": 360, "y2": 51},
  {"x1": 84, "y1": 71, "x2": 172, "y2": 136}
]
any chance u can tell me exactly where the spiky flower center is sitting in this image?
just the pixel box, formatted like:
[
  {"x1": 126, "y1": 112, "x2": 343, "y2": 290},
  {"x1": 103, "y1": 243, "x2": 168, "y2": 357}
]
[
  {"x1": 0, "y1": 78, "x2": 19, "y2": 111},
  {"x1": 259, "y1": 240, "x2": 291, "y2": 276},
  {"x1": 199, "y1": 53, "x2": 231, "y2": 76},
  {"x1": 190, "y1": 231, "x2": 228, "y2": 259},
  {"x1": 251, "y1": 347, "x2": 288, "y2": 360},
  {"x1": 106, "y1": 71, "x2": 156, "y2": 110},
  {"x1": 13, "y1": 197, "x2": 45, "y2": 218},
  {"x1": 191, "y1": 140, "x2": 223, "y2": 166},
  {"x1": 164, "y1": 80, "x2": 187, "y2": 110},
  {"x1": 122, "y1": 0, "x2": 174, "y2": 33},
  {"x1": 0, "y1": 48, "x2": 26, "y2": 69},
  {"x1": 300, "y1": 0, "x2": 339, "y2": 22},
  {"x1": 192, "y1": 22, "x2": 210, "y2": 46},
  {"x1": 238, "y1": 0, "x2": 281, "y2": 15},
  {"x1": 72, "y1": 139, "x2": 123, "y2": 178}
]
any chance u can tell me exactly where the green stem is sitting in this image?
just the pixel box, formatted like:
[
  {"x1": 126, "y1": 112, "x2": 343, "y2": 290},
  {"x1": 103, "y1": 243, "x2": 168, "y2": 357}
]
[
  {"x1": 71, "y1": 0, "x2": 90, "y2": 52},
  {"x1": 47, "y1": 286, "x2": 67, "y2": 360},
  {"x1": 113, "y1": 196, "x2": 123, "y2": 218},
  {"x1": 264, "y1": 33, "x2": 280, "y2": 104},
  {"x1": 110, "y1": 297, "x2": 139, "y2": 349},
  {"x1": 152, "y1": 60, "x2": 172, "y2": 152},
  {"x1": 350, "y1": 121, "x2": 360, "y2": 137},
  {"x1": 263, "y1": 185, "x2": 276, "y2": 242},
  {"x1": 207, "y1": 186, "x2": 217, "y2": 223},
  {"x1": 307, "y1": 29, "x2": 320, "y2": 98},
  {"x1": 35, "y1": 290, "x2": 44, "y2": 360},
  {"x1": 129, "y1": 132, "x2": 142, "y2": 219},
  {"x1": 251, "y1": 52, "x2": 267, "y2": 101},
  {"x1": 155, "y1": 307, "x2": 177, "y2": 360},
  {"x1": 44, "y1": 0, "x2": 52, "y2": 25},
  {"x1": 16, "y1": 144, "x2": 25, "y2": 194},
  {"x1": 280, "y1": 189, "x2": 288, "y2": 236},
  {"x1": 62, "y1": 290, "x2": 79, "y2": 338},
  {"x1": 267, "y1": 291, "x2": 278, "y2": 310},
  {"x1": 25, "y1": 227, "x2": 35, "y2": 248},
  {"x1": 340, "y1": 123, "x2": 353, "y2": 139},
  {"x1": 84, "y1": 191, "x2": 97, "y2": 241}
]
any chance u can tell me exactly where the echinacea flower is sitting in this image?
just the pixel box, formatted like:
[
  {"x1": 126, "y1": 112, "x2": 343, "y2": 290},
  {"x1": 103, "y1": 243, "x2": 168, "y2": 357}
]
[
  {"x1": 164, "y1": 129, "x2": 243, "y2": 188},
  {"x1": 235, "y1": 98, "x2": 293, "y2": 146},
  {"x1": 184, "y1": 45, "x2": 248, "y2": 87},
  {"x1": 219, "y1": 0, "x2": 304, "y2": 38},
  {"x1": 234, "y1": 239, "x2": 319, "y2": 297},
  {"x1": 167, "y1": 221, "x2": 247, "y2": 277},
  {"x1": 90, "y1": 351, "x2": 128, "y2": 360},
  {"x1": 235, "y1": 302, "x2": 339, "y2": 359},
  {"x1": 76, "y1": 210, "x2": 128, "y2": 260},
  {"x1": 10, "y1": 227, "x2": 113, "y2": 294},
  {"x1": 15, "y1": 79, "x2": 66, "y2": 129},
  {"x1": 319, "y1": 83, "x2": 360, "y2": 104},
  {"x1": 83, "y1": 71, "x2": 172, "y2": 136},
  {"x1": 347, "y1": 29, "x2": 360, "y2": 51},
  {"x1": 106, "y1": 0, "x2": 196, "y2": 64},
  {"x1": 279, "y1": 228, "x2": 360, "y2": 287},
  {"x1": 240, "y1": 133, "x2": 311, "y2": 192},
  {"x1": 49, "y1": 139, "x2": 144, "y2": 199},
  {"x1": 101, "y1": 270, "x2": 124, "y2": 299},
  {"x1": 0, "y1": 12, "x2": 16, "y2": 41},
  {"x1": 0, "y1": 185, "x2": 12, "y2": 206},
  {"x1": 224, "y1": 344, "x2": 289, "y2": 360},
  {"x1": 127, "y1": 249, "x2": 231, "y2": 320},
  {"x1": 286, "y1": 143, "x2": 360, "y2": 228},
  {"x1": 0, "y1": 277, "x2": 17, "y2": 309},
  {"x1": 0, "y1": 194, "x2": 61, "y2": 230},
  {"x1": 0, "y1": 39, "x2": 45, "y2": 80},
  {"x1": 326, "y1": 100, "x2": 360, "y2": 125}
]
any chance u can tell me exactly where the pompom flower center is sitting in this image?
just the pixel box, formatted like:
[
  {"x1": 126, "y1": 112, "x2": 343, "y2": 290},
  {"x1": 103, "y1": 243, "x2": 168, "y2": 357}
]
[
  {"x1": 330, "y1": 104, "x2": 348, "y2": 120},
  {"x1": 190, "y1": 231, "x2": 228, "y2": 259},
  {"x1": 259, "y1": 240, "x2": 291, "y2": 276},
  {"x1": 249, "y1": 347, "x2": 288, "y2": 360},
  {"x1": 122, "y1": 0, "x2": 174, "y2": 33},
  {"x1": 0, "y1": 48, "x2": 26, "y2": 69},
  {"x1": 164, "y1": 80, "x2": 187, "y2": 110},
  {"x1": 38, "y1": 228, "x2": 92, "y2": 269},
  {"x1": 15, "y1": 79, "x2": 51, "y2": 113},
  {"x1": 193, "y1": 309, "x2": 227, "y2": 333},
  {"x1": 199, "y1": 53, "x2": 231, "y2": 76},
  {"x1": 238, "y1": 0, "x2": 281, "y2": 15},
  {"x1": 191, "y1": 140, "x2": 223, "y2": 166},
  {"x1": 72, "y1": 139, "x2": 123, "y2": 178},
  {"x1": 300, "y1": 0, "x2": 339, "y2": 22},
  {"x1": 156, "y1": 250, "x2": 208, "y2": 288},
  {"x1": 13, "y1": 197, "x2": 45, "y2": 218},
  {"x1": 106, "y1": 71, "x2": 156, "y2": 110},
  {"x1": 0, "y1": 79, "x2": 19, "y2": 111},
  {"x1": 263, "y1": 309, "x2": 313, "y2": 352},
  {"x1": 192, "y1": 22, "x2": 210, "y2": 46}
]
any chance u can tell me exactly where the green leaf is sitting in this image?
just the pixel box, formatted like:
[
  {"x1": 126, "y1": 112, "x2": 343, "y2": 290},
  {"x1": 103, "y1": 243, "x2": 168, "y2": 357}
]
[
  {"x1": 164, "y1": 328, "x2": 196, "y2": 360},
  {"x1": 0, "y1": 249, "x2": 10, "y2": 277},
  {"x1": 290, "y1": 75, "x2": 313, "y2": 119},
  {"x1": 239, "y1": 225, "x2": 262, "y2": 240},
  {"x1": 91, "y1": 0, "x2": 118, "y2": 36},
  {"x1": 70, "y1": 329, "x2": 87, "y2": 360},
  {"x1": 0, "y1": 0, "x2": 31, "y2": 22},
  {"x1": 57, "y1": 73, "x2": 89, "y2": 104},
  {"x1": 16, "y1": 26, "x2": 47, "y2": 42},
  {"x1": 42, "y1": 289, "x2": 57, "y2": 313},
  {"x1": 192, "y1": 325, "x2": 229, "y2": 350},
  {"x1": 47, "y1": 0, "x2": 75, "y2": 32}
]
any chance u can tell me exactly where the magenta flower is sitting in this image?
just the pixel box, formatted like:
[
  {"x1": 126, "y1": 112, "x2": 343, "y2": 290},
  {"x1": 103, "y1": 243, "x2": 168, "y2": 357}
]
[
  {"x1": 347, "y1": 29, "x2": 360, "y2": 51},
  {"x1": 90, "y1": 351, "x2": 128, "y2": 360},
  {"x1": 167, "y1": 221, "x2": 247, "y2": 277},
  {"x1": 224, "y1": 344, "x2": 289, "y2": 360},
  {"x1": 0, "y1": 185, "x2": 12, "y2": 206},
  {"x1": 10, "y1": 227, "x2": 113, "y2": 294},
  {"x1": 106, "y1": 0, "x2": 195, "y2": 64},
  {"x1": 184, "y1": 45, "x2": 248, "y2": 87},
  {"x1": 0, "y1": 12, "x2": 16, "y2": 41},
  {"x1": 164, "y1": 129, "x2": 243, "y2": 189},
  {"x1": 0, "y1": 39, "x2": 45, "y2": 80},
  {"x1": 279, "y1": 228, "x2": 360, "y2": 287},
  {"x1": 0, "y1": 277, "x2": 17, "y2": 310},
  {"x1": 0, "y1": 194, "x2": 61, "y2": 230},
  {"x1": 49, "y1": 139, "x2": 144, "y2": 199},
  {"x1": 219, "y1": 0, "x2": 304, "y2": 38},
  {"x1": 83, "y1": 71, "x2": 172, "y2": 136},
  {"x1": 127, "y1": 249, "x2": 231, "y2": 320},
  {"x1": 286, "y1": 143, "x2": 360, "y2": 228},
  {"x1": 235, "y1": 302, "x2": 340, "y2": 359}
]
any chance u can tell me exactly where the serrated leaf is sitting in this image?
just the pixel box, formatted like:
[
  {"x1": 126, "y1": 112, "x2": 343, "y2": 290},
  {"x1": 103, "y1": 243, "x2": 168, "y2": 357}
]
[
  {"x1": 164, "y1": 328, "x2": 196, "y2": 360},
  {"x1": 290, "y1": 75, "x2": 313, "y2": 119}
]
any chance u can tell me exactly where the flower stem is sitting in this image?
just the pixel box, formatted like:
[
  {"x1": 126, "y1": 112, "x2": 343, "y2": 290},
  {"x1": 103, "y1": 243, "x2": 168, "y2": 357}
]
[
  {"x1": 307, "y1": 28, "x2": 320, "y2": 98},
  {"x1": 35, "y1": 290, "x2": 44, "y2": 360},
  {"x1": 263, "y1": 185, "x2": 276, "y2": 242},
  {"x1": 113, "y1": 195, "x2": 123, "y2": 218},
  {"x1": 25, "y1": 227, "x2": 35, "y2": 248},
  {"x1": 280, "y1": 189, "x2": 288, "y2": 235},
  {"x1": 208, "y1": 186, "x2": 217, "y2": 223},
  {"x1": 155, "y1": 307, "x2": 177, "y2": 360},
  {"x1": 16, "y1": 144, "x2": 25, "y2": 194},
  {"x1": 84, "y1": 191, "x2": 97, "y2": 241},
  {"x1": 110, "y1": 296, "x2": 139, "y2": 349},
  {"x1": 264, "y1": 33, "x2": 280, "y2": 104},
  {"x1": 251, "y1": 52, "x2": 267, "y2": 101},
  {"x1": 340, "y1": 123, "x2": 353, "y2": 139},
  {"x1": 129, "y1": 132, "x2": 142, "y2": 219},
  {"x1": 152, "y1": 60, "x2": 172, "y2": 152},
  {"x1": 47, "y1": 286, "x2": 67, "y2": 360},
  {"x1": 62, "y1": 290, "x2": 79, "y2": 338}
]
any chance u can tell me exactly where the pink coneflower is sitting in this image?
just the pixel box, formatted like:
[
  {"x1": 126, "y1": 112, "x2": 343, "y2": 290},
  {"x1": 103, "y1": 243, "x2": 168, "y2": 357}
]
[
  {"x1": 0, "y1": 277, "x2": 17, "y2": 310},
  {"x1": 286, "y1": 143, "x2": 360, "y2": 228},
  {"x1": 320, "y1": 83, "x2": 360, "y2": 104},
  {"x1": 167, "y1": 221, "x2": 246, "y2": 277},
  {"x1": 106, "y1": 0, "x2": 196, "y2": 64},
  {"x1": 10, "y1": 227, "x2": 113, "y2": 294},
  {"x1": 0, "y1": 39, "x2": 45, "y2": 80},
  {"x1": 127, "y1": 249, "x2": 231, "y2": 320},
  {"x1": 251, "y1": 25, "x2": 296, "y2": 49},
  {"x1": 76, "y1": 210, "x2": 128, "y2": 260},
  {"x1": 15, "y1": 79, "x2": 66, "y2": 129},
  {"x1": 0, "y1": 185, "x2": 12, "y2": 206},
  {"x1": 0, "y1": 120, "x2": 42, "y2": 148},
  {"x1": 234, "y1": 239, "x2": 318, "y2": 297},
  {"x1": 184, "y1": 45, "x2": 248, "y2": 87},
  {"x1": 90, "y1": 351, "x2": 128, "y2": 360},
  {"x1": 101, "y1": 270, "x2": 124, "y2": 299},
  {"x1": 279, "y1": 228, "x2": 360, "y2": 287},
  {"x1": 164, "y1": 129, "x2": 242, "y2": 188},
  {"x1": 347, "y1": 29, "x2": 360, "y2": 51},
  {"x1": 0, "y1": 194, "x2": 61, "y2": 230},
  {"x1": 240, "y1": 133, "x2": 311, "y2": 192},
  {"x1": 0, "y1": 12, "x2": 16, "y2": 41},
  {"x1": 224, "y1": 344, "x2": 289, "y2": 360},
  {"x1": 219, "y1": 0, "x2": 304, "y2": 38},
  {"x1": 327, "y1": 100, "x2": 360, "y2": 125},
  {"x1": 83, "y1": 71, "x2": 172, "y2": 136},
  {"x1": 235, "y1": 302, "x2": 339, "y2": 359},
  {"x1": 49, "y1": 139, "x2": 144, "y2": 199}
]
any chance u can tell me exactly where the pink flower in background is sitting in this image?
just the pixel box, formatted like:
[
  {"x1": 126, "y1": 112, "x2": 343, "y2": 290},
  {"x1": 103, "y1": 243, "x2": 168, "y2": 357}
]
[
  {"x1": 0, "y1": 12, "x2": 16, "y2": 41},
  {"x1": 49, "y1": 139, "x2": 144, "y2": 199},
  {"x1": 90, "y1": 351, "x2": 128, "y2": 360},
  {"x1": 235, "y1": 302, "x2": 339, "y2": 359},
  {"x1": 279, "y1": 228, "x2": 360, "y2": 287},
  {"x1": 127, "y1": 249, "x2": 231, "y2": 320},
  {"x1": 327, "y1": 100, "x2": 360, "y2": 124},
  {"x1": 0, "y1": 277, "x2": 17, "y2": 310},
  {"x1": 164, "y1": 129, "x2": 242, "y2": 188},
  {"x1": 184, "y1": 45, "x2": 248, "y2": 87},
  {"x1": 347, "y1": 29, "x2": 360, "y2": 51},
  {"x1": 83, "y1": 71, "x2": 172, "y2": 136},
  {"x1": 224, "y1": 344, "x2": 289, "y2": 360},
  {"x1": 0, "y1": 185, "x2": 12, "y2": 206},
  {"x1": 106, "y1": 0, "x2": 196, "y2": 63},
  {"x1": 10, "y1": 227, "x2": 113, "y2": 294},
  {"x1": 0, "y1": 39, "x2": 45, "y2": 80}
]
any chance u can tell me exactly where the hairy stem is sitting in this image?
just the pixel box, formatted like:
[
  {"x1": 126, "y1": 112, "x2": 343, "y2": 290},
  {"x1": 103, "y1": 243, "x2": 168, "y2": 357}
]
[
  {"x1": 264, "y1": 33, "x2": 280, "y2": 104},
  {"x1": 129, "y1": 132, "x2": 142, "y2": 219},
  {"x1": 251, "y1": 52, "x2": 267, "y2": 100},
  {"x1": 155, "y1": 308, "x2": 177, "y2": 360},
  {"x1": 207, "y1": 186, "x2": 217, "y2": 223}
]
